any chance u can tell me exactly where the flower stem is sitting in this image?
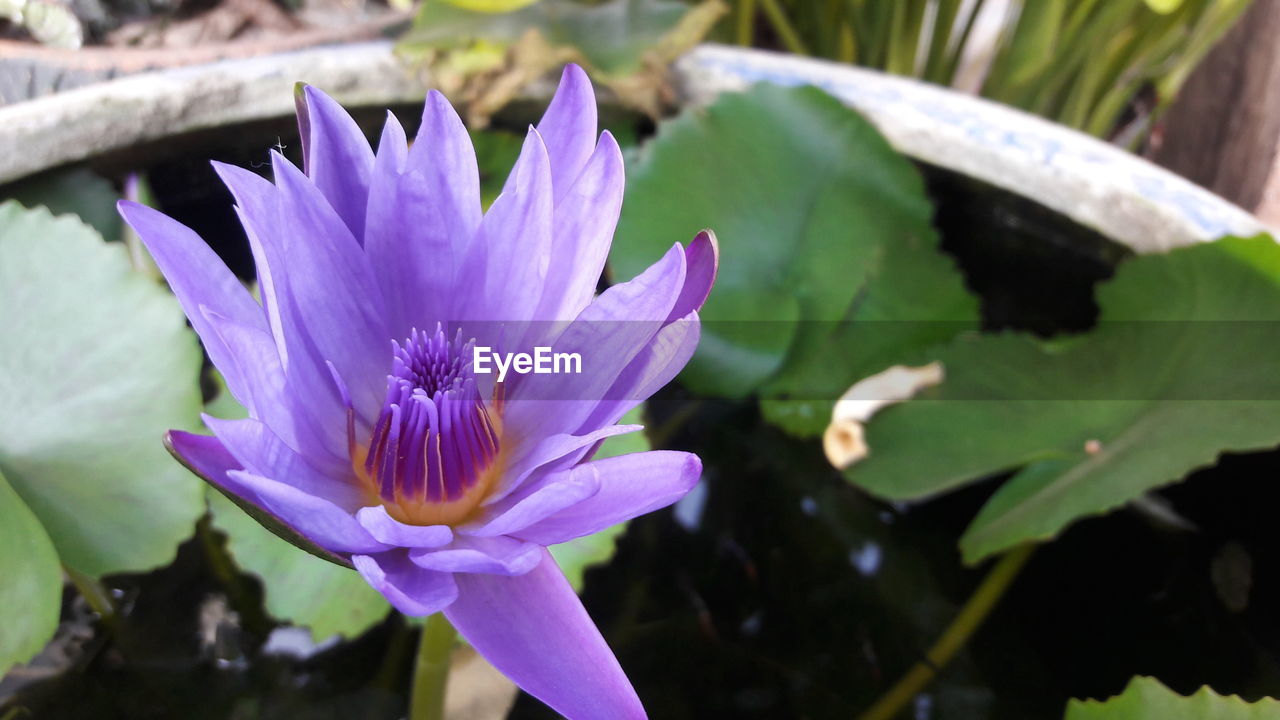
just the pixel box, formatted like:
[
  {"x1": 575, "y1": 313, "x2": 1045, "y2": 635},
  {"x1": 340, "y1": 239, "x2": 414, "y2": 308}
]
[
  {"x1": 857, "y1": 543, "x2": 1036, "y2": 720},
  {"x1": 409, "y1": 613, "x2": 457, "y2": 720},
  {"x1": 64, "y1": 564, "x2": 116, "y2": 629}
]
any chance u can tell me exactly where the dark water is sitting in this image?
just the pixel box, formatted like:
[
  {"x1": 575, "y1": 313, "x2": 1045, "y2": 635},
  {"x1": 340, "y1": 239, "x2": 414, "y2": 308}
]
[{"x1": 3, "y1": 106, "x2": 1279, "y2": 720}]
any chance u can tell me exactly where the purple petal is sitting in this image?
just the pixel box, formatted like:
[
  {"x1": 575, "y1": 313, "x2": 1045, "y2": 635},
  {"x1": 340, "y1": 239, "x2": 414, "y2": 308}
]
[
  {"x1": 353, "y1": 552, "x2": 458, "y2": 616},
  {"x1": 445, "y1": 549, "x2": 645, "y2": 719},
  {"x1": 372, "y1": 110, "x2": 408, "y2": 173},
  {"x1": 533, "y1": 130, "x2": 625, "y2": 322},
  {"x1": 406, "y1": 90, "x2": 482, "y2": 256},
  {"x1": 116, "y1": 201, "x2": 264, "y2": 406},
  {"x1": 167, "y1": 430, "x2": 352, "y2": 565},
  {"x1": 520, "y1": 63, "x2": 598, "y2": 205},
  {"x1": 486, "y1": 423, "x2": 642, "y2": 506},
  {"x1": 202, "y1": 414, "x2": 357, "y2": 507},
  {"x1": 503, "y1": 243, "x2": 687, "y2": 440},
  {"x1": 576, "y1": 313, "x2": 700, "y2": 434},
  {"x1": 297, "y1": 85, "x2": 375, "y2": 241},
  {"x1": 669, "y1": 229, "x2": 718, "y2": 321},
  {"x1": 460, "y1": 465, "x2": 600, "y2": 538},
  {"x1": 355, "y1": 505, "x2": 453, "y2": 548},
  {"x1": 516, "y1": 451, "x2": 701, "y2": 546},
  {"x1": 454, "y1": 128, "x2": 554, "y2": 325},
  {"x1": 210, "y1": 162, "x2": 287, "y2": 357},
  {"x1": 222, "y1": 469, "x2": 388, "y2": 554},
  {"x1": 200, "y1": 307, "x2": 347, "y2": 465},
  {"x1": 216, "y1": 163, "x2": 353, "y2": 432},
  {"x1": 365, "y1": 115, "x2": 457, "y2": 339},
  {"x1": 270, "y1": 152, "x2": 390, "y2": 418},
  {"x1": 409, "y1": 535, "x2": 541, "y2": 575}
]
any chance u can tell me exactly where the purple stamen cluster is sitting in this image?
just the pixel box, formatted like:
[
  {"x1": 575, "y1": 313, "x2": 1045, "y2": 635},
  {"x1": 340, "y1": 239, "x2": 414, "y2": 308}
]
[{"x1": 363, "y1": 327, "x2": 499, "y2": 504}]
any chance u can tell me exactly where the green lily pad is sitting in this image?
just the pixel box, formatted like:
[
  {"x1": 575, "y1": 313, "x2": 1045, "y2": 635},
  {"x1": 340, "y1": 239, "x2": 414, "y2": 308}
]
[
  {"x1": 0, "y1": 467, "x2": 61, "y2": 677},
  {"x1": 611, "y1": 83, "x2": 976, "y2": 432},
  {"x1": 0, "y1": 200, "x2": 204, "y2": 577},
  {"x1": 845, "y1": 236, "x2": 1280, "y2": 564},
  {"x1": 3, "y1": 167, "x2": 123, "y2": 242},
  {"x1": 1065, "y1": 676, "x2": 1280, "y2": 719}
]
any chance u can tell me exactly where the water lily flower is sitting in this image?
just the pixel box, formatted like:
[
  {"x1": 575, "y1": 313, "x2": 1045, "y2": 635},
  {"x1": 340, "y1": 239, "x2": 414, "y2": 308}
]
[{"x1": 118, "y1": 65, "x2": 716, "y2": 719}]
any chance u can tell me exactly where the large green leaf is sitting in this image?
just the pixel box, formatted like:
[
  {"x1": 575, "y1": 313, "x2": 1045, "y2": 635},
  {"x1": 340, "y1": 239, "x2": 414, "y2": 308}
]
[
  {"x1": 1065, "y1": 676, "x2": 1280, "y2": 719},
  {"x1": 845, "y1": 236, "x2": 1280, "y2": 564},
  {"x1": 611, "y1": 83, "x2": 976, "y2": 432},
  {"x1": 0, "y1": 467, "x2": 61, "y2": 677},
  {"x1": 0, "y1": 201, "x2": 204, "y2": 576}
]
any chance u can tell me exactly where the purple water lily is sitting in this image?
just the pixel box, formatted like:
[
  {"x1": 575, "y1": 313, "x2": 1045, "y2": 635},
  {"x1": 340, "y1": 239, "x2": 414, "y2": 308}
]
[{"x1": 118, "y1": 65, "x2": 716, "y2": 719}]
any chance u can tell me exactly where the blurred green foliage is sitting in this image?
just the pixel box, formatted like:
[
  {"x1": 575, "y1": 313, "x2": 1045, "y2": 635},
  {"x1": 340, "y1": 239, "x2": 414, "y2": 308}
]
[{"x1": 729, "y1": 0, "x2": 1253, "y2": 140}]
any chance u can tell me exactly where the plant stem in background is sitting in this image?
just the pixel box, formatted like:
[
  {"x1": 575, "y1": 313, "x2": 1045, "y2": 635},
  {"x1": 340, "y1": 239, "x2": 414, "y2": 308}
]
[
  {"x1": 64, "y1": 563, "x2": 116, "y2": 629},
  {"x1": 758, "y1": 0, "x2": 808, "y2": 55},
  {"x1": 720, "y1": 0, "x2": 1254, "y2": 142},
  {"x1": 857, "y1": 543, "x2": 1037, "y2": 720},
  {"x1": 736, "y1": 0, "x2": 756, "y2": 46},
  {"x1": 409, "y1": 612, "x2": 458, "y2": 720}
]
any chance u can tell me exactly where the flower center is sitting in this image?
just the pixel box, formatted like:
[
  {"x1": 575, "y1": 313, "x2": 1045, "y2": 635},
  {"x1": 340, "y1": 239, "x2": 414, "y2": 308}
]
[{"x1": 351, "y1": 327, "x2": 502, "y2": 526}]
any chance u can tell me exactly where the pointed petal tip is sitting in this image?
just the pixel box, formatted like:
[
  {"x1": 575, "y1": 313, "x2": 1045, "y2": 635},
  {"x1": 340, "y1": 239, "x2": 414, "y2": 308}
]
[
  {"x1": 682, "y1": 452, "x2": 703, "y2": 486},
  {"x1": 691, "y1": 229, "x2": 719, "y2": 279},
  {"x1": 161, "y1": 428, "x2": 184, "y2": 459},
  {"x1": 691, "y1": 229, "x2": 719, "y2": 266},
  {"x1": 209, "y1": 159, "x2": 245, "y2": 186},
  {"x1": 115, "y1": 198, "x2": 144, "y2": 223},
  {"x1": 553, "y1": 63, "x2": 594, "y2": 104},
  {"x1": 164, "y1": 429, "x2": 236, "y2": 482},
  {"x1": 269, "y1": 150, "x2": 308, "y2": 188},
  {"x1": 423, "y1": 88, "x2": 459, "y2": 119},
  {"x1": 671, "y1": 229, "x2": 718, "y2": 318},
  {"x1": 596, "y1": 129, "x2": 624, "y2": 162},
  {"x1": 693, "y1": 228, "x2": 718, "y2": 252},
  {"x1": 300, "y1": 83, "x2": 344, "y2": 112}
]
